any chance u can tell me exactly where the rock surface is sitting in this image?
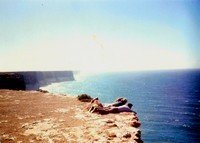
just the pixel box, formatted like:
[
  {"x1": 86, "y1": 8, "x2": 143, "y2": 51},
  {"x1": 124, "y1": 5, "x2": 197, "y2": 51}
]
[{"x1": 0, "y1": 90, "x2": 142, "y2": 143}]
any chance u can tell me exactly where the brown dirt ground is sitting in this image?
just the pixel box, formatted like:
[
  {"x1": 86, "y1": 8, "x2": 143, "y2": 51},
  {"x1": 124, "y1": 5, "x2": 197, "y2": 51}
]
[{"x1": 0, "y1": 90, "x2": 85, "y2": 142}]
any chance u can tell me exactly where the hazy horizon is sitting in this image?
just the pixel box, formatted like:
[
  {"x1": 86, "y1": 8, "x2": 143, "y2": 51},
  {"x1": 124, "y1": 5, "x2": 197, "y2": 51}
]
[{"x1": 0, "y1": 0, "x2": 199, "y2": 72}]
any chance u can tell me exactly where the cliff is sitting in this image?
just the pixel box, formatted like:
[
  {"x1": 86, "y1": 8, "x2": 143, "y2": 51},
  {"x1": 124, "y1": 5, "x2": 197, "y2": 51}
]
[
  {"x1": 0, "y1": 90, "x2": 142, "y2": 143},
  {"x1": 0, "y1": 71, "x2": 74, "y2": 90}
]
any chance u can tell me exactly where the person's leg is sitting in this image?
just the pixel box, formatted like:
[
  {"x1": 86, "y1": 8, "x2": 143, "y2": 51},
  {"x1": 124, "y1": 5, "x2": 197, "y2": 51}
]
[
  {"x1": 88, "y1": 106, "x2": 94, "y2": 112},
  {"x1": 109, "y1": 108, "x2": 120, "y2": 113}
]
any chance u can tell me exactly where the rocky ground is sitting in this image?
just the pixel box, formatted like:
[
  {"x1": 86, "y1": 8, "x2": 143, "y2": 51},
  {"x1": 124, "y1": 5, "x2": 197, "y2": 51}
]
[{"x1": 0, "y1": 90, "x2": 142, "y2": 143}]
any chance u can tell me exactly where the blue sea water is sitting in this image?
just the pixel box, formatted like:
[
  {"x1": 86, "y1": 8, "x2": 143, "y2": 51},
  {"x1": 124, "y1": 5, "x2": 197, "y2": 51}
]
[{"x1": 42, "y1": 69, "x2": 200, "y2": 143}]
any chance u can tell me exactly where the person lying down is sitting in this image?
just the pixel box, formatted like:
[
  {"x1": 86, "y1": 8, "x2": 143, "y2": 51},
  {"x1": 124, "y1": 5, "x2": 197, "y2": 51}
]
[{"x1": 86, "y1": 97, "x2": 134, "y2": 115}]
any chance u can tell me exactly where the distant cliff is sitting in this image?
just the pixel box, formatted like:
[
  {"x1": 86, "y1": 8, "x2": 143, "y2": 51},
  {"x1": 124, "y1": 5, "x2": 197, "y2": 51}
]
[{"x1": 0, "y1": 71, "x2": 74, "y2": 90}]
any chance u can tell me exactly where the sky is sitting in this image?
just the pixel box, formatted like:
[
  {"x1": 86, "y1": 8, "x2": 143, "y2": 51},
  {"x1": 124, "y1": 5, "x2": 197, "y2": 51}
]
[{"x1": 0, "y1": 0, "x2": 199, "y2": 72}]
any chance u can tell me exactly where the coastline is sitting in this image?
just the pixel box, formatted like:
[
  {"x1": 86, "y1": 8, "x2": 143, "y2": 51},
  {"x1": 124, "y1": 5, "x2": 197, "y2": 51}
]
[{"x1": 0, "y1": 89, "x2": 142, "y2": 143}]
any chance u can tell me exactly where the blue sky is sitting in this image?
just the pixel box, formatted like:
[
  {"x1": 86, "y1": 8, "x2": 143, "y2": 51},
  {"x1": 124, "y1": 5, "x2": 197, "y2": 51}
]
[{"x1": 0, "y1": 0, "x2": 199, "y2": 71}]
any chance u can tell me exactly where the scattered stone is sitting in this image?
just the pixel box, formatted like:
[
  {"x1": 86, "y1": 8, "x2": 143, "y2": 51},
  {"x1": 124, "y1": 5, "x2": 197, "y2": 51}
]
[
  {"x1": 14, "y1": 100, "x2": 20, "y2": 104},
  {"x1": 123, "y1": 133, "x2": 131, "y2": 138},
  {"x1": 32, "y1": 121, "x2": 39, "y2": 125},
  {"x1": 0, "y1": 120, "x2": 8, "y2": 123},
  {"x1": 108, "y1": 132, "x2": 117, "y2": 138},
  {"x1": 3, "y1": 134, "x2": 15, "y2": 142},
  {"x1": 93, "y1": 138, "x2": 99, "y2": 141},
  {"x1": 58, "y1": 119, "x2": 65, "y2": 122},
  {"x1": 105, "y1": 120, "x2": 114, "y2": 123},
  {"x1": 21, "y1": 123, "x2": 29, "y2": 129},
  {"x1": 135, "y1": 130, "x2": 141, "y2": 138},
  {"x1": 122, "y1": 138, "x2": 128, "y2": 142},
  {"x1": 130, "y1": 121, "x2": 141, "y2": 128},
  {"x1": 37, "y1": 89, "x2": 49, "y2": 93},
  {"x1": 17, "y1": 116, "x2": 23, "y2": 120},
  {"x1": 132, "y1": 116, "x2": 139, "y2": 121},
  {"x1": 134, "y1": 138, "x2": 143, "y2": 143},
  {"x1": 55, "y1": 108, "x2": 69, "y2": 113},
  {"x1": 107, "y1": 123, "x2": 118, "y2": 128}
]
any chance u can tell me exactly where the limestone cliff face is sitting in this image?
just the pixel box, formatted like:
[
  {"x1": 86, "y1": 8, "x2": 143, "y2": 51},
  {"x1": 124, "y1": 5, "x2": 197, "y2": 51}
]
[
  {"x1": 0, "y1": 71, "x2": 74, "y2": 90},
  {"x1": 0, "y1": 73, "x2": 26, "y2": 90}
]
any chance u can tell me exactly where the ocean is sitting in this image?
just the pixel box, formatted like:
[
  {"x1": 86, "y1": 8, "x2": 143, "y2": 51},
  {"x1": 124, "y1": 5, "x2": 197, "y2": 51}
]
[{"x1": 42, "y1": 69, "x2": 200, "y2": 143}]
